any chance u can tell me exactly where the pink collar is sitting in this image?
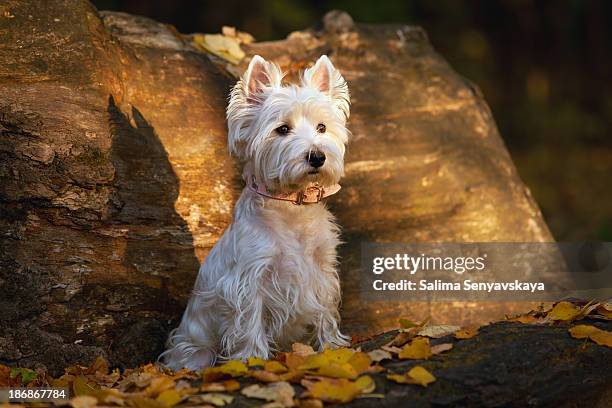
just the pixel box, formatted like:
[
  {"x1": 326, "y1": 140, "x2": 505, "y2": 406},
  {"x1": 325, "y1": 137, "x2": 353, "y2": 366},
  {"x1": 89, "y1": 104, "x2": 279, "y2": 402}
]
[{"x1": 246, "y1": 175, "x2": 341, "y2": 205}]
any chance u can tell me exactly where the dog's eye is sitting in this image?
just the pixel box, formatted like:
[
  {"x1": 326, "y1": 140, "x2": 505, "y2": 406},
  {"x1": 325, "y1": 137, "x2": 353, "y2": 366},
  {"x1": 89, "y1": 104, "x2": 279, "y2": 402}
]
[
  {"x1": 317, "y1": 123, "x2": 326, "y2": 133},
  {"x1": 275, "y1": 125, "x2": 290, "y2": 135}
]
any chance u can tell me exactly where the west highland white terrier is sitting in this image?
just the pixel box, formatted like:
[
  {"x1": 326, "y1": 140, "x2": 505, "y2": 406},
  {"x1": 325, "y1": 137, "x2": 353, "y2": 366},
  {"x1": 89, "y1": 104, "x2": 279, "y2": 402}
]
[{"x1": 161, "y1": 55, "x2": 351, "y2": 370}]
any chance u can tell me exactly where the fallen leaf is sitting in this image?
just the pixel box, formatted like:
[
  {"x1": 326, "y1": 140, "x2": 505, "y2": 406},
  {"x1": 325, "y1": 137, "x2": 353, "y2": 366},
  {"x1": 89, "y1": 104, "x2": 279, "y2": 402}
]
[
  {"x1": 297, "y1": 398, "x2": 324, "y2": 408},
  {"x1": 387, "y1": 365, "x2": 436, "y2": 387},
  {"x1": 292, "y1": 343, "x2": 316, "y2": 356},
  {"x1": 70, "y1": 395, "x2": 98, "y2": 408},
  {"x1": 264, "y1": 361, "x2": 288, "y2": 374},
  {"x1": 202, "y1": 360, "x2": 248, "y2": 381},
  {"x1": 455, "y1": 326, "x2": 479, "y2": 339},
  {"x1": 595, "y1": 304, "x2": 612, "y2": 319},
  {"x1": 156, "y1": 389, "x2": 182, "y2": 407},
  {"x1": 569, "y1": 324, "x2": 612, "y2": 347},
  {"x1": 418, "y1": 325, "x2": 460, "y2": 338},
  {"x1": 430, "y1": 343, "x2": 454, "y2": 355},
  {"x1": 547, "y1": 301, "x2": 581, "y2": 321},
  {"x1": 201, "y1": 379, "x2": 241, "y2": 392},
  {"x1": 10, "y1": 367, "x2": 37, "y2": 384},
  {"x1": 367, "y1": 349, "x2": 392, "y2": 362},
  {"x1": 380, "y1": 345, "x2": 403, "y2": 354},
  {"x1": 398, "y1": 337, "x2": 432, "y2": 360},
  {"x1": 508, "y1": 314, "x2": 539, "y2": 324},
  {"x1": 241, "y1": 381, "x2": 295, "y2": 407},
  {"x1": 248, "y1": 357, "x2": 265, "y2": 367},
  {"x1": 301, "y1": 376, "x2": 374, "y2": 403},
  {"x1": 192, "y1": 34, "x2": 245, "y2": 64},
  {"x1": 189, "y1": 393, "x2": 234, "y2": 406},
  {"x1": 347, "y1": 352, "x2": 372, "y2": 374},
  {"x1": 315, "y1": 363, "x2": 358, "y2": 379}
]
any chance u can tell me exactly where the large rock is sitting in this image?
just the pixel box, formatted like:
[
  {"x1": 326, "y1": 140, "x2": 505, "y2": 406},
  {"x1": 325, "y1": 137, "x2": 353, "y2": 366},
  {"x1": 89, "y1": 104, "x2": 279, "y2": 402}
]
[{"x1": 0, "y1": 2, "x2": 552, "y2": 373}]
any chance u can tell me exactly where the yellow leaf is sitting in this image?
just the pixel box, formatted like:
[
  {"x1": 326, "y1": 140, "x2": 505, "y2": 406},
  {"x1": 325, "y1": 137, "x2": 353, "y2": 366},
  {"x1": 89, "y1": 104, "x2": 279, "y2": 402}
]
[
  {"x1": 202, "y1": 360, "x2": 248, "y2": 381},
  {"x1": 407, "y1": 366, "x2": 436, "y2": 386},
  {"x1": 347, "y1": 352, "x2": 372, "y2": 374},
  {"x1": 569, "y1": 324, "x2": 612, "y2": 347},
  {"x1": 354, "y1": 375, "x2": 376, "y2": 393},
  {"x1": 302, "y1": 376, "x2": 374, "y2": 403},
  {"x1": 398, "y1": 337, "x2": 432, "y2": 360},
  {"x1": 322, "y1": 348, "x2": 354, "y2": 364},
  {"x1": 547, "y1": 301, "x2": 581, "y2": 321},
  {"x1": 156, "y1": 389, "x2": 182, "y2": 407},
  {"x1": 591, "y1": 330, "x2": 612, "y2": 347},
  {"x1": 264, "y1": 360, "x2": 288, "y2": 374},
  {"x1": 455, "y1": 326, "x2": 479, "y2": 339},
  {"x1": 316, "y1": 362, "x2": 358, "y2": 379},
  {"x1": 569, "y1": 324, "x2": 601, "y2": 339},
  {"x1": 298, "y1": 354, "x2": 329, "y2": 370},
  {"x1": 130, "y1": 397, "x2": 167, "y2": 408},
  {"x1": 247, "y1": 357, "x2": 265, "y2": 367},
  {"x1": 387, "y1": 366, "x2": 436, "y2": 387}
]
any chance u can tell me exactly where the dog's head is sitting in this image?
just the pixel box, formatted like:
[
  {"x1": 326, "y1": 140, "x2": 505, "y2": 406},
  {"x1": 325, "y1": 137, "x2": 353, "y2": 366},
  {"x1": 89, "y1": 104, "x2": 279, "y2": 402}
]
[{"x1": 227, "y1": 55, "x2": 350, "y2": 192}]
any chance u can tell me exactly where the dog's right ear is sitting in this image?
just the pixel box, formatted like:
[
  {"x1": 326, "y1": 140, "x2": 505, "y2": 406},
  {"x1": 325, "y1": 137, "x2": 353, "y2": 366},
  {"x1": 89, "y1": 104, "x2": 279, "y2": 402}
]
[
  {"x1": 242, "y1": 55, "x2": 282, "y2": 104},
  {"x1": 227, "y1": 56, "x2": 282, "y2": 159}
]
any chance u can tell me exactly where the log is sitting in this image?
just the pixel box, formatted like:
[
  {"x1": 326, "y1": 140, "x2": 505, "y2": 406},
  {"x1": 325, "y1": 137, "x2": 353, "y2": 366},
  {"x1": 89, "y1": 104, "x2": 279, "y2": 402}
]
[{"x1": 1, "y1": 1, "x2": 555, "y2": 374}]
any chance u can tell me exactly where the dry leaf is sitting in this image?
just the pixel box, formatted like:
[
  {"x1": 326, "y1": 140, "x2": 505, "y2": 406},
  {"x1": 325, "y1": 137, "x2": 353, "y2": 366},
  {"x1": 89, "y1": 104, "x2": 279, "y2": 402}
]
[
  {"x1": 264, "y1": 361, "x2": 288, "y2": 374},
  {"x1": 569, "y1": 324, "x2": 612, "y2": 347},
  {"x1": 398, "y1": 337, "x2": 432, "y2": 360},
  {"x1": 292, "y1": 343, "x2": 316, "y2": 356},
  {"x1": 301, "y1": 376, "x2": 374, "y2": 403},
  {"x1": 367, "y1": 349, "x2": 392, "y2": 362},
  {"x1": 192, "y1": 34, "x2": 245, "y2": 64},
  {"x1": 70, "y1": 395, "x2": 98, "y2": 408},
  {"x1": 201, "y1": 379, "x2": 241, "y2": 392},
  {"x1": 547, "y1": 301, "x2": 581, "y2": 321},
  {"x1": 248, "y1": 357, "x2": 265, "y2": 367},
  {"x1": 189, "y1": 393, "x2": 234, "y2": 406},
  {"x1": 202, "y1": 360, "x2": 248, "y2": 382},
  {"x1": 430, "y1": 343, "x2": 454, "y2": 355},
  {"x1": 297, "y1": 398, "x2": 324, "y2": 408},
  {"x1": 455, "y1": 326, "x2": 479, "y2": 339},
  {"x1": 156, "y1": 389, "x2": 182, "y2": 407},
  {"x1": 387, "y1": 366, "x2": 436, "y2": 387},
  {"x1": 418, "y1": 325, "x2": 460, "y2": 338},
  {"x1": 595, "y1": 304, "x2": 612, "y2": 319},
  {"x1": 241, "y1": 381, "x2": 295, "y2": 407}
]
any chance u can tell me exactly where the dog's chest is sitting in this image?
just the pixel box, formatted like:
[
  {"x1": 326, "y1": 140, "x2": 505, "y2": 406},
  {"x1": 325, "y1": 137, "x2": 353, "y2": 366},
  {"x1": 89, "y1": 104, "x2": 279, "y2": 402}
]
[{"x1": 263, "y1": 204, "x2": 337, "y2": 277}]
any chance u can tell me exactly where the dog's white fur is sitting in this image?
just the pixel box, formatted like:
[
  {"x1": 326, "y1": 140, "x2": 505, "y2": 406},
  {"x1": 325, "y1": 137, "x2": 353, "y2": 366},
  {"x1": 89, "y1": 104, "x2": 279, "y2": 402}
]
[{"x1": 160, "y1": 55, "x2": 350, "y2": 371}]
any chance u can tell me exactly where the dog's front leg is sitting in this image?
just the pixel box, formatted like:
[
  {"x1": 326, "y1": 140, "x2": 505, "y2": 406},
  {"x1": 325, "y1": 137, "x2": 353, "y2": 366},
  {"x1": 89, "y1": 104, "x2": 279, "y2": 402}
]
[
  {"x1": 315, "y1": 308, "x2": 350, "y2": 349},
  {"x1": 219, "y1": 266, "x2": 273, "y2": 360}
]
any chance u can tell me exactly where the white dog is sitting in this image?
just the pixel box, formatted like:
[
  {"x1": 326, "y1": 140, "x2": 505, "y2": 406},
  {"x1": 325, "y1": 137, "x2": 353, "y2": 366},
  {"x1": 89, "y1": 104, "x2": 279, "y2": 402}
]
[{"x1": 161, "y1": 55, "x2": 351, "y2": 370}]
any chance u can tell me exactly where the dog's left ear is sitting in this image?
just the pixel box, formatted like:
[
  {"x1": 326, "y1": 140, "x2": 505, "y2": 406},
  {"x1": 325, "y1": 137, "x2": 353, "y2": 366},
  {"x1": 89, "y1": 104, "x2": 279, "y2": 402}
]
[{"x1": 303, "y1": 55, "x2": 350, "y2": 121}]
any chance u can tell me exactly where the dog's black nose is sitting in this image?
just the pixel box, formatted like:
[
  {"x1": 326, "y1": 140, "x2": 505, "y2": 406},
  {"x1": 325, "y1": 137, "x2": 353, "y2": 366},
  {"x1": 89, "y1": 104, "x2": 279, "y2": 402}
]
[{"x1": 307, "y1": 150, "x2": 326, "y2": 168}]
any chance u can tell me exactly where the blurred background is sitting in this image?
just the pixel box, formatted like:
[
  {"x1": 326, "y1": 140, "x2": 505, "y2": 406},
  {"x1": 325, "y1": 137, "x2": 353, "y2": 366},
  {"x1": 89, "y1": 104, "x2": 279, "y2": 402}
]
[{"x1": 93, "y1": 0, "x2": 612, "y2": 241}]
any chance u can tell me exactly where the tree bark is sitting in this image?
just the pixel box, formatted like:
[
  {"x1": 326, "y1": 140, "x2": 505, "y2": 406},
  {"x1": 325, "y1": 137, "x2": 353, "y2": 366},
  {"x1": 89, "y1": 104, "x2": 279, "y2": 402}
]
[{"x1": 1, "y1": 2, "x2": 555, "y2": 373}]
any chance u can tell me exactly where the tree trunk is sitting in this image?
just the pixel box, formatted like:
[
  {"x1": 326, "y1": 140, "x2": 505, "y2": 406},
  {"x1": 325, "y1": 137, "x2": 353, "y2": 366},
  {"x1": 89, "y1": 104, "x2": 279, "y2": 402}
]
[{"x1": 1, "y1": 2, "x2": 554, "y2": 374}]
